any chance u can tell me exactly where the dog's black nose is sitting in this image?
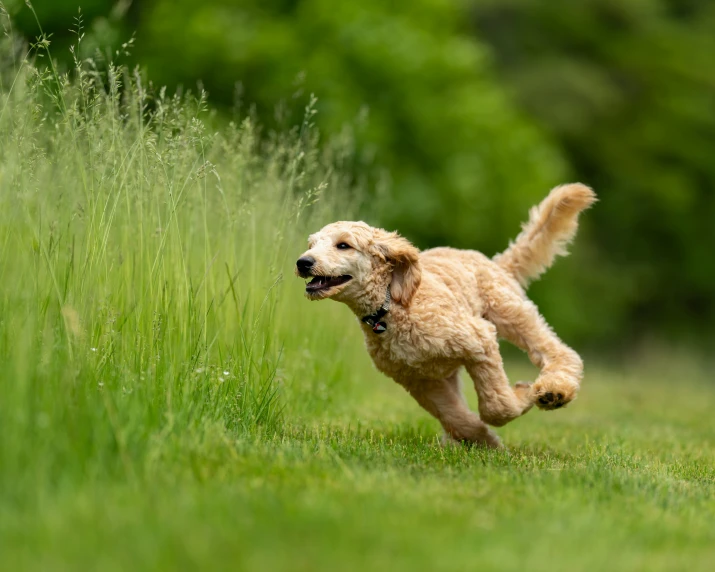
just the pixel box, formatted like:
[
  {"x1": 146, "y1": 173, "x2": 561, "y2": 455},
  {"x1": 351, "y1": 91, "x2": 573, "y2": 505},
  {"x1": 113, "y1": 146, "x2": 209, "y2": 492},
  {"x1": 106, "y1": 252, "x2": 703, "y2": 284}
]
[{"x1": 296, "y1": 256, "x2": 315, "y2": 273}]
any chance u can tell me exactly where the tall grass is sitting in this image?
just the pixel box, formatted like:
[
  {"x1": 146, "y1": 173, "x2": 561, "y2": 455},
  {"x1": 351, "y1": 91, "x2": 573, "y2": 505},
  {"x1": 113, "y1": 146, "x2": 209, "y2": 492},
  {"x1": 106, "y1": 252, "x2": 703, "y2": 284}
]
[{"x1": 0, "y1": 25, "x2": 369, "y2": 501}]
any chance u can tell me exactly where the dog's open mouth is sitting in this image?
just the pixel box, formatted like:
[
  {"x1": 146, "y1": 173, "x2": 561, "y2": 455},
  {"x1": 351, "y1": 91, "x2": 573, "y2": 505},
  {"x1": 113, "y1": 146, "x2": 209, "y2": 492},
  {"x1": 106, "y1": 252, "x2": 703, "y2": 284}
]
[{"x1": 305, "y1": 275, "x2": 352, "y2": 293}]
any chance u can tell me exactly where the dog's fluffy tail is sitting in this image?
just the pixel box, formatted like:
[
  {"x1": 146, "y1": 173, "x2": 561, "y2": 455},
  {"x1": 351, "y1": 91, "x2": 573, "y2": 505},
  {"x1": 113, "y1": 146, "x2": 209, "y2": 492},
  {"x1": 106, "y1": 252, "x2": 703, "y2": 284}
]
[{"x1": 494, "y1": 183, "x2": 597, "y2": 288}]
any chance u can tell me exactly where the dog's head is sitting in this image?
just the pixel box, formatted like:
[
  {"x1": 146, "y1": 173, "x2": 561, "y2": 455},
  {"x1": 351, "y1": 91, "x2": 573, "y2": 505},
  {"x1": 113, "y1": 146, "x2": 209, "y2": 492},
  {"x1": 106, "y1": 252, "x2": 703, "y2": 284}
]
[{"x1": 296, "y1": 221, "x2": 421, "y2": 307}]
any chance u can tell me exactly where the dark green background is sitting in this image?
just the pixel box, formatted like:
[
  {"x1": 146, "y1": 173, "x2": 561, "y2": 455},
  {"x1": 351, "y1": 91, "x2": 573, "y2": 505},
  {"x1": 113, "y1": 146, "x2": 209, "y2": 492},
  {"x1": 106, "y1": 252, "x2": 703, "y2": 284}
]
[{"x1": 6, "y1": 0, "x2": 715, "y2": 348}]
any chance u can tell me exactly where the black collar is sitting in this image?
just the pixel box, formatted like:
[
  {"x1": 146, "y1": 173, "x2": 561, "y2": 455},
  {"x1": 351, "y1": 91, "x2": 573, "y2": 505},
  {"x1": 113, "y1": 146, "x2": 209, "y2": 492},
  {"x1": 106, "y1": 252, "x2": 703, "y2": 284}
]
[{"x1": 361, "y1": 287, "x2": 391, "y2": 334}]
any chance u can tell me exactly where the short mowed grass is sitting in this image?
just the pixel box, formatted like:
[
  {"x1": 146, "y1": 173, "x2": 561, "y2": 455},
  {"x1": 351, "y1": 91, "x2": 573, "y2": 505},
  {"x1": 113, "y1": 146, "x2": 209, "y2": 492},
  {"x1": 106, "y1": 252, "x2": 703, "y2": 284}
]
[{"x1": 1, "y1": 42, "x2": 714, "y2": 572}]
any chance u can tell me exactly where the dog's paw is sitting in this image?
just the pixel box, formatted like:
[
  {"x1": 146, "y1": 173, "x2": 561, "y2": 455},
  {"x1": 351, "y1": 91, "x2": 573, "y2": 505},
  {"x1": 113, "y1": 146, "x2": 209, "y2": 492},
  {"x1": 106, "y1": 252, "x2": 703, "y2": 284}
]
[
  {"x1": 532, "y1": 378, "x2": 578, "y2": 411},
  {"x1": 535, "y1": 390, "x2": 567, "y2": 410}
]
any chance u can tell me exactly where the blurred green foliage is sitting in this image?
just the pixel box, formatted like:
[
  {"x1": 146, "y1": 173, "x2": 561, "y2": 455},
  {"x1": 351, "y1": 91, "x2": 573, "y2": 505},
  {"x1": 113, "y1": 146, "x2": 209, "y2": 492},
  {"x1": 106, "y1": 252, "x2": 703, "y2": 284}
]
[
  {"x1": 4, "y1": 0, "x2": 715, "y2": 347},
  {"x1": 470, "y1": 0, "x2": 715, "y2": 346},
  {"x1": 136, "y1": 0, "x2": 566, "y2": 255}
]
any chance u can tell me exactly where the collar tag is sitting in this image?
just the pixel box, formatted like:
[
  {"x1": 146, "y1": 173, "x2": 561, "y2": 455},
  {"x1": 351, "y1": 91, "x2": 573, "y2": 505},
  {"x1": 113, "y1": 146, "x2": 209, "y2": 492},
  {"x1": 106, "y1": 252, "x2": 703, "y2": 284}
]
[
  {"x1": 372, "y1": 321, "x2": 387, "y2": 334},
  {"x1": 361, "y1": 286, "x2": 391, "y2": 335}
]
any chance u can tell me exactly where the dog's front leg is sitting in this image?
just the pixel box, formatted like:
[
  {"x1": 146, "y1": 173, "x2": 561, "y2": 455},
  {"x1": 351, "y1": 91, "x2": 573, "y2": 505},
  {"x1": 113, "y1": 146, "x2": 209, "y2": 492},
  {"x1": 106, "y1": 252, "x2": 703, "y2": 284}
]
[
  {"x1": 464, "y1": 335, "x2": 534, "y2": 427},
  {"x1": 401, "y1": 372, "x2": 502, "y2": 449}
]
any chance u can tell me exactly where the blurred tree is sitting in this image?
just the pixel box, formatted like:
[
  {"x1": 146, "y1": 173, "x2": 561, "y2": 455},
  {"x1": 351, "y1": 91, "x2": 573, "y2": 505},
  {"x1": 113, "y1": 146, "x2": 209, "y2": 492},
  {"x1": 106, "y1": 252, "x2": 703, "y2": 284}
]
[
  {"x1": 470, "y1": 0, "x2": 715, "y2": 345},
  {"x1": 136, "y1": 0, "x2": 566, "y2": 253},
  {"x1": 4, "y1": 0, "x2": 133, "y2": 57}
]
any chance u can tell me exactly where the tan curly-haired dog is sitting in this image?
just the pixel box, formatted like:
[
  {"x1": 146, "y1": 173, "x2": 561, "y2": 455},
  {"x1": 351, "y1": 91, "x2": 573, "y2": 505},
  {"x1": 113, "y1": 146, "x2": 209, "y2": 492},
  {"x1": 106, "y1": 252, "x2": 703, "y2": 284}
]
[{"x1": 296, "y1": 184, "x2": 596, "y2": 448}]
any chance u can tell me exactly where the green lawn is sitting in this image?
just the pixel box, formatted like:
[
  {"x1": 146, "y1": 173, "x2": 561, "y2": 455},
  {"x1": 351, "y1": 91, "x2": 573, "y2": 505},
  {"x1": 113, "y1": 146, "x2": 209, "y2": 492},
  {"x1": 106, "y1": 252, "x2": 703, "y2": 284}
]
[
  {"x1": 2, "y1": 358, "x2": 714, "y2": 571},
  {"x1": 1, "y1": 42, "x2": 714, "y2": 572}
]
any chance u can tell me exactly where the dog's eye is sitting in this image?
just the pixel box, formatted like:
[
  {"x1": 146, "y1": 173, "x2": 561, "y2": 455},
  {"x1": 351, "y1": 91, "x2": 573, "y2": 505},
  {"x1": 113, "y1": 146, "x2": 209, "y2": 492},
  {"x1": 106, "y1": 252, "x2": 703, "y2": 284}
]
[{"x1": 336, "y1": 242, "x2": 352, "y2": 250}]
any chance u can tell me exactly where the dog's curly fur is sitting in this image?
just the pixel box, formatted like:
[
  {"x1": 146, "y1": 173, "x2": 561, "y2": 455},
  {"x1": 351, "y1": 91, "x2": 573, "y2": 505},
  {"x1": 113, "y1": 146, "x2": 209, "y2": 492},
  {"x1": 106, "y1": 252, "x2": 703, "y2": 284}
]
[{"x1": 297, "y1": 184, "x2": 596, "y2": 448}]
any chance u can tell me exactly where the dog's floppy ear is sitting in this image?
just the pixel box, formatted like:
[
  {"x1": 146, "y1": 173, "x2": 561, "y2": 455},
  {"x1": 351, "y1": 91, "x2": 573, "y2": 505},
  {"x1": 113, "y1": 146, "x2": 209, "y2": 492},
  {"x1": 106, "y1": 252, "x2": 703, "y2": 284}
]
[{"x1": 371, "y1": 232, "x2": 422, "y2": 306}]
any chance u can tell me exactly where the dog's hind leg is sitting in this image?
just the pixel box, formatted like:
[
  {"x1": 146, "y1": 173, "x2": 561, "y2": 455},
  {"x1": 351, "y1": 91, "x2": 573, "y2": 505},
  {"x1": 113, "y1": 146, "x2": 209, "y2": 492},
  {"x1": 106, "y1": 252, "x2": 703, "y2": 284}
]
[
  {"x1": 484, "y1": 288, "x2": 583, "y2": 411},
  {"x1": 403, "y1": 372, "x2": 502, "y2": 449}
]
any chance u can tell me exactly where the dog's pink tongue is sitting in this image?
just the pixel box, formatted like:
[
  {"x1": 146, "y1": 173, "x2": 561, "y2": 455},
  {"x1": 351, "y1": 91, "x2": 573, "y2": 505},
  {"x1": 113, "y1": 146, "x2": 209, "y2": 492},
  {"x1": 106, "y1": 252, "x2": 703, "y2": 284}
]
[{"x1": 307, "y1": 276, "x2": 324, "y2": 290}]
